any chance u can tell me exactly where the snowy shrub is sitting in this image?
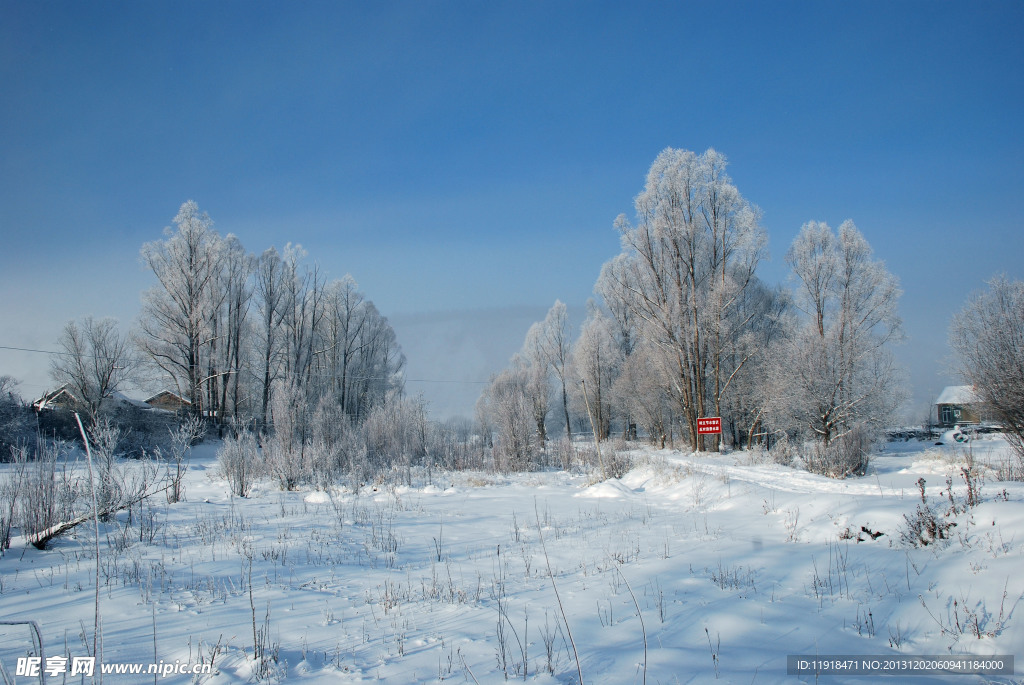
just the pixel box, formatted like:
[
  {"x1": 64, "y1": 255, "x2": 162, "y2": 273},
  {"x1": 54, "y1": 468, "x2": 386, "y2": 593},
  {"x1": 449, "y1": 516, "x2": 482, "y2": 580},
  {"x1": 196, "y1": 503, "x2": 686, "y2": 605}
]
[
  {"x1": 18, "y1": 439, "x2": 80, "y2": 547},
  {"x1": 956, "y1": 466, "x2": 982, "y2": 511},
  {"x1": 737, "y1": 447, "x2": 771, "y2": 466},
  {"x1": 156, "y1": 415, "x2": 205, "y2": 503},
  {"x1": 899, "y1": 478, "x2": 956, "y2": 547},
  {"x1": 995, "y1": 454, "x2": 1024, "y2": 482},
  {"x1": 546, "y1": 436, "x2": 577, "y2": 472},
  {"x1": 264, "y1": 379, "x2": 314, "y2": 490},
  {"x1": 426, "y1": 417, "x2": 487, "y2": 472},
  {"x1": 482, "y1": 367, "x2": 537, "y2": 473},
  {"x1": 88, "y1": 418, "x2": 126, "y2": 517},
  {"x1": 768, "y1": 434, "x2": 795, "y2": 467},
  {"x1": 218, "y1": 430, "x2": 261, "y2": 498},
  {"x1": 344, "y1": 438, "x2": 373, "y2": 487},
  {"x1": 803, "y1": 425, "x2": 873, "y2": 478},
  {"x1": 605, "y1": 449, "x2": 632, "y2": 479},
  {"x1": 0, "y1": 445, "x2": 29, "y2": 553},
  {"x1": 362, "y1": 397, "x2": 427, "y2": 483},
  {"x1": 308, "y1": 396, "x2": 349, "y2": 487},
  {"x1": 307, "y1": 398, "x2": 375, "y2": 489}
]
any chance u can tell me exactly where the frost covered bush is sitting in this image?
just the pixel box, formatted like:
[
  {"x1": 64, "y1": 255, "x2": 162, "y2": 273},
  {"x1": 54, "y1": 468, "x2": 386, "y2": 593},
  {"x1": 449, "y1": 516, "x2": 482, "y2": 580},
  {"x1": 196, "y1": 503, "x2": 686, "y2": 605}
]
[
  {"x1": 0, "y1": 445, "x2": 29, "y2": 553},
  {"x1": 156, "y1": 415, "x2": 205, "y2": 503},
  {"x1": 899, "y1": 478, "x2": 956, "y2": 547},
  {"x1": 218, "y1": 430, "x2": 261, "y2": 498},
  {"x1": 363, "y1": 397, "x2": 427, "y2": 481},
  {"x1": 995, "y1": 455, "x2": 1024, "y2": 482},
  {"x1": 546, "y1": 436, "x2": 577, "y2": 472},
  {"x1": 307, "y1": 397, "x2": 375, "y2": 489},
  {"x1": 308, "y1": 397, "x2": 348, "y2": 485},
  {"x1": 604, "y1": 448, "x2": 632, "y2": 479},
  {"x1": 18, "y1": 439, "x2": 80, "y2": 548},
  {"x1": 264, "y1": 380, "x2": 314, "y2": 490},
  {"x1": 768, "y1": 434, "x2": 795, "y2": 467},
  {"x1": 425, "y1": 417, "x2": 487, "y2": 472},
  {"x1": 88, "y1": 418, "x2": 126, "y2": 517},
  {"x1": 802, "y1": 425, "x2": 873, "y2": 479}
]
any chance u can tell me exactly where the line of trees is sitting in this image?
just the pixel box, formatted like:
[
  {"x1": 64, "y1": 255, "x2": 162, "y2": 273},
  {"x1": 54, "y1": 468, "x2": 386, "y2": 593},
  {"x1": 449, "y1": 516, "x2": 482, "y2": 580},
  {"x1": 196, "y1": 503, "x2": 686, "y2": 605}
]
[
  {"x1": 0, "y1": 199, "x2": 419, "y2": 494},
  {"x1": 5, "y1": 153, "x2": 1021, "y2": 489},
  {"x1": 50, "y1": 200, "x2": 406, "y2": 432},
  {"x1": 135, "y1": 201, "x2": 406, "y2": 426},
  {"x1": 479, "y1": 148, "x2": 905, "y2": 477},
  {"x1": 0, "y1": 200, "x2": 423, "y2": 505}
]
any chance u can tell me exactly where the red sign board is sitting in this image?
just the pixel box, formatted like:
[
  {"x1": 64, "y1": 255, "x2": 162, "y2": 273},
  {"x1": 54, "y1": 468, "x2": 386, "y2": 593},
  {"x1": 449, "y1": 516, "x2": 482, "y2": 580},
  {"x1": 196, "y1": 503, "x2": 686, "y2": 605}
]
[{"x1": 697, "y1": 417, "x2": 722, "y2": 434}]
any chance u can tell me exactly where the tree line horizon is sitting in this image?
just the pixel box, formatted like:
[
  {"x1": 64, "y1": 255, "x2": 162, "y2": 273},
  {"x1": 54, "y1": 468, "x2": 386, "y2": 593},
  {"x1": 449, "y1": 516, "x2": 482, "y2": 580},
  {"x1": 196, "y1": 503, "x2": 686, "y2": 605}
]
[{"x1": 9, "y1": 145, "x2": 1020, "y2": 481}]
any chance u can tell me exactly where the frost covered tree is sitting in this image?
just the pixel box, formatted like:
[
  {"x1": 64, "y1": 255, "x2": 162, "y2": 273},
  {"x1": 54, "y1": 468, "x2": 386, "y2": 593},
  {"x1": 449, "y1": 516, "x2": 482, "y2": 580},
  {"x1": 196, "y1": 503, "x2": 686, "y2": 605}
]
[
  {"x1": 264, "y1": 378, "x2": 313, "y2": 490},
  {"x1": 209, "y1": 234, "x2": 254, "y2": 421},
  {"x1": 319, "y1": 275, "x2": 367, "y2": 414},
  {"x1": 343, "y1": 301, "x2": 406, "y2": 419},
  {"x1": 610, "y1": 339, "x2": 673, "y2": 447},
  {"x1": 51, "y1": 316, "x2": 137, "y2": 422},
  {"x1": 132, "y1": 200, "x2": 413, "y2": 487},
  {"x1": 362, "y1": 395, "x2": 427, "y2": 483},
  {"x1": 950, "y1": 276, "x2": 1024, "y2": 466},
  {"x1": 715, "y1": 279, "x2": 791, "y2": 449},
  {"x1": 139, "y1": 202, "x2": 256, "y2": 423},
  {"x1": 280, "y1": 244, "x2": 326, "y2": 388},
  {"x1": 0, "y1": 376, "x2": 18, "y2": 397},
  {"x1": 520, "y1": 321, "x2": 551, "y2": 447},
  {"x1": 315, "y1": 276, "x2": 406, "y2": 422},
  {"x1": 537, "y1": 301, "x2": 574, "y2": 439},
  {"x1": 480, "y1": 366, "x2": 535, "y2": 471},
  {"x1": 138, "y1": 201, "x2": 221, "y2": 416},
  {"x1": 766, "y1": 220, "x2": 904, "y2": 454},
  {"x1": 572, "y1": 307, "x2": 620, "y2": 441},
  {"x1": 254, "y1": 246, "x2": 288, "y2": 426},
  {"x1": 599, "y1": 283, "x2": 640, "y2": 439},
  {"x1": 599, "y1": 148, "x2": 766, "y2": 448}
]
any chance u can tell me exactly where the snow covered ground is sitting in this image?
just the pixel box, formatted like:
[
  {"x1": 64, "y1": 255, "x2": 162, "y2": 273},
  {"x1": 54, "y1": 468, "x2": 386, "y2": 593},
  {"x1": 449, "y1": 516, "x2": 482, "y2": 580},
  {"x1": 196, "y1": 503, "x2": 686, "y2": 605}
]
[{"x1": 1, "y1": 436, "x2": 1022, "y2": 684}]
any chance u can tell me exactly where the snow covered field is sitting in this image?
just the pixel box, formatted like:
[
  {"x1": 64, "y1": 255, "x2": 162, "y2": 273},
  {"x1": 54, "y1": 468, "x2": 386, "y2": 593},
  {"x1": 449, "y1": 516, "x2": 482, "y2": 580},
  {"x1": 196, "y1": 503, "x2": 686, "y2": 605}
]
[{"x1": 1, "y1": 437, "x2": 1022, "y2": 684}]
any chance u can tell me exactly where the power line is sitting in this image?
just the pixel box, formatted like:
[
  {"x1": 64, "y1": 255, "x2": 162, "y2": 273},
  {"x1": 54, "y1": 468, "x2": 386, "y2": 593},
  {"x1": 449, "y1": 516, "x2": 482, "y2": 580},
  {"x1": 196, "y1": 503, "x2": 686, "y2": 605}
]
[{"x1": 0, "y1": 345, "x2": 66, "y2": 356}]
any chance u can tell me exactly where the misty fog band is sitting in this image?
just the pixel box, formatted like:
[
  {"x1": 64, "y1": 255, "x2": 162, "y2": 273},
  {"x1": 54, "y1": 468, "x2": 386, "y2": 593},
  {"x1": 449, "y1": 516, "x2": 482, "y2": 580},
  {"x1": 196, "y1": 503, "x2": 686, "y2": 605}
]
[{"x1": 787, "y1": 655, "x2": 1013, "y2": 676}]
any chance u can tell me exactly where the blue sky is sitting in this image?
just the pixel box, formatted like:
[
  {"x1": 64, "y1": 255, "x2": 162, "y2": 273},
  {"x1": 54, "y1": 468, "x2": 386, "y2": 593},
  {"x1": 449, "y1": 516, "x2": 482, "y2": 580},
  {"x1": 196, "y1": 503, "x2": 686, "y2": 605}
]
[{"x1": 2, "y1": 1, "x2": 1022, "y2": 419}]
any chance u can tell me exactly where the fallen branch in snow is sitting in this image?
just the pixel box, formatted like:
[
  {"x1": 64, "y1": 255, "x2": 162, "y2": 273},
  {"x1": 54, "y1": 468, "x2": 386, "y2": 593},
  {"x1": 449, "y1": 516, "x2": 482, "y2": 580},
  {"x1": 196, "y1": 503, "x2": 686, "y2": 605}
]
[
  {"x1": 28, "y1": 480, "x2": 171, "y2": 550},
  {"x1": 24, "y1": 412, "x2": 170, "y2": 552}
]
